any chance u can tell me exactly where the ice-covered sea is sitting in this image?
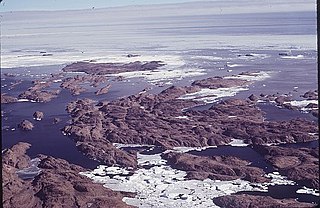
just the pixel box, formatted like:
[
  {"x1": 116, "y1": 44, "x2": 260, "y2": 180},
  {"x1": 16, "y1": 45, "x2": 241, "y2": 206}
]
[{"x1": 1, "y1": 0, "x2": 318, "y2": 207}]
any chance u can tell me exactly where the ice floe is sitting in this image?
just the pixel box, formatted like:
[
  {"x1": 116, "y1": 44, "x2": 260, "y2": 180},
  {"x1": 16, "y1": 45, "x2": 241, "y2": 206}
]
[
  {"x1": 283, "y1": 100, "x2": 318, "y2": 108},
  {"x1": 81, "y1": 152, "x2": 300, "y2": 208},
  {"x1": 178, "y1": 87, "x2": 249, "y2": 103},
  {"x1": 228, "y1": 139, "x2": 249, "y2": 147},
  {"x1": 17, "y1": 99, "x2": 37, "y2": 103},
  {"x1": 296, "y1": 186, "x2": 319, "y2": 197},
  {"x1": 281, "y1": 55, "x2": 304, "y2": 59},
  {"x1": 111, "y1": 68, "x2": 207, "y2": 84}
]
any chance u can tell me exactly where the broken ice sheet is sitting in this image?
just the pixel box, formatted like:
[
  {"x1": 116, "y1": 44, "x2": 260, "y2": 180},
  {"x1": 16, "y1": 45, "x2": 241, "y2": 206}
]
[{"x1": 80, "y1": 151, "x2": 297, "y2": 208}]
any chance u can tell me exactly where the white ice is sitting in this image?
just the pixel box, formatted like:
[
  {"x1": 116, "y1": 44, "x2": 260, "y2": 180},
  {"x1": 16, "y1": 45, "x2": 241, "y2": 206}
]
[
  {"x1": 296, "y1": 186, "x2": 319, "y2": 197},
  {"x1": 178, "y1": 87, "x2": 249, "y2": 103},
  {"x1": 284, "y1": 100, "x2": 318, "y2": 108},
  {"x1": 228, "y1": 139, "x2": 249, "y2": 147},
  {"x1": 81, "y1": 153, "x2": 300, "y2": 208}
]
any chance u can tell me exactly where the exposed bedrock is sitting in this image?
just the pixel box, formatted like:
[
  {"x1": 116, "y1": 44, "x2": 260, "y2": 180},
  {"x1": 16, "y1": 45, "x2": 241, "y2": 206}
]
[
  {"x1": 63, "y1": 76, "x2": 318, "y2": 169},
  {"x1": 1, "y1": 93, "x2": 18, "y2": 104},
  {"x1": 212, "y1": 194, "x2": 315, "y2": 208},
  {"x1": 18, "y1": 119, "x2": 34, "y2": 131},
  {"x1": 191, "y1": 76, "x2": 251, "y2": 89},
  {"x1": 254, "y1": 145, "x2": 319, "y2": 189},
  {"x1": 302, "y1": 90, "x2": 318, "y2": 100},
  {"x1": 18, "y1": 89, "x2": 60, "y2": 102},
  {"x1": 162, "y1": 152, "x2": 269, "y2": 183},
  {"x1": 62, "y1": 61, "x2": 165, "y2": 75},
  {"x1": 2, "y1": 142, "x2": 134, "y2": 208},
  {"x1": 33, "y1": 111, "x2": 44, "y2": 121},
  {"x1": 60, "y1": 75, "x2": 108, "y2": 95},
  {"x1": 95, "y1": 84, "x2": 111, "y2": 95},
  {"x1": 252, "y1": 90, "x2": 318, "y2": 115}
]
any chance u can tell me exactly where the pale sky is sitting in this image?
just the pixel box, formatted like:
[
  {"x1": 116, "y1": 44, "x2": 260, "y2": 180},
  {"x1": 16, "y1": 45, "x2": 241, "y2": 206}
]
[{"x1": 0, "y1": 0, "x2": 210, "y2": 12}]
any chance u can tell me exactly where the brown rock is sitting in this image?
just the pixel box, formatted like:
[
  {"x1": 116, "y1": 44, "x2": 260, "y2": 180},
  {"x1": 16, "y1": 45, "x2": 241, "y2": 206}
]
[
  {"x1": 162, "y1": 152, "x2": 268, "y2": 183},
  {"x1": 2, "y1": 142, "x2": 32, "y2": 169},
  {"x1": 62, "y1": 61, "x2": 165, "y2": 75},
  {"x1": 53, "y1": 117, "x2": 61, "y2": 124},
  {"x1": 248, "y1": 94, "x2": 258, "y2": 101},
  {"x1": 302, "y1": 90, "x2": 318, "y2": 100},
  {"x1": 2, "y1": 143, "x2": 134, "y2": 208},
  {"x1": 254, "y1": 145, "x2": 319, "y2": 189},
  {"x1": 192, "y1": 76, "x2": 250, "y2": 89},
  {"x1": 33, "y1": 111, "x2": 44, "y2": 121},
  {"x1": 95, "y1": 84, "x2": 111, "y2": 95},
  {"x1": 18, "y1": 120, "x2": 34, "y2": 131},
  {"x1": 1, "y1": 93, "x2": 18, "y2": 104}
]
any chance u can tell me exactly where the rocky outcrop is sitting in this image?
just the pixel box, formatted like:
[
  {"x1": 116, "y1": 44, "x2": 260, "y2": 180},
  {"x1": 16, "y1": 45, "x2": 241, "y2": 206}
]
[
  {"x1": 2, "y1": 142, "x2": 32, "y2": 169},
  {"x1": 2, "y1": 143, "x2": 134, "y2": 208},
  {"x1": 63, "y1": 76, "x2": 318, "y2": 169},
  {"x1": 62, "y1": 61, "x2": 165, "y2": 75},
  {"x1": 1, "y1": 93, "x2": 18, "y2": 104},
  {"x1": 302, "y1": 90, "x2": 318, "y2": 100},
  {"x1": 18, "y1": 89, "x2": 60, "y2": 102},
  {"x1": 95, "y1": 84, "x2": 111, "y2": 95},
  {"x1": 33, "y1": 111, "x2": 44, "y2": 121},
  {"x1": 162, "y1": 152, "x2": 268, "y2": 183},
  {"x1": 192, "y1": 76, "x2": 250, "y2": 89},
  {"x1": 253, "y1": 90, "x2": 318, "y2": 115},
  {"x1": 18, "y1": 120, "x2": 34, "y2": 131},
  {"x1": 2, "y1": 143, "x2": 43, "y2": 208},
  {"x1": 212, "y1": 194, "x2": 315, "y2": 208},
  {"x1": 53, "y1": 117, "x2": 61, "y2": 124},
  {"x1": 60, "y1": 75, "x2": 108, "y2": 95},
  {"x1": 254, "y1": 145, "x2": 319, "y2": 189}
]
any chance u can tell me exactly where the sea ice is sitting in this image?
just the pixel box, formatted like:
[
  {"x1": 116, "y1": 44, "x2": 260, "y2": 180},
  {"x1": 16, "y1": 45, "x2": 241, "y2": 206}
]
[
  {"x1": 178, "y1": 87, "x2": 249, "y2": 103},
  {"x1": 81, "y1": 150, "x2": 298, "y2": 208},
  {"x1": 228, "y1": 139, "x2": 249, "y2": 147},
  {"x1": 296, "y1": 186, "x2": 319, "y2": 196}
]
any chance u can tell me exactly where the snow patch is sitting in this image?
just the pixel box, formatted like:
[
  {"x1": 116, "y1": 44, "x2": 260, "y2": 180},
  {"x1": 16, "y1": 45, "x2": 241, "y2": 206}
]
[{"x1": 228, "y1": 139, "x2": 249, "y2": 147}]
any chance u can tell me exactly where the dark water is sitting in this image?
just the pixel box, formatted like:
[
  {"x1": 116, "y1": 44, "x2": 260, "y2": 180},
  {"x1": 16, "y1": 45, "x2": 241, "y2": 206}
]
[
  {"x1": 258, "y1": 103, "x2": 317, "y2": 122},
  {"x1": 238, "y1": 184, "x2": 319, "y2": 204},
  {"x1": 1, "y1": 103, "x2": 99, "y2": 169},
  {"x1": 187, "y1": 146, "x2": 274, "y2": 173}
]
